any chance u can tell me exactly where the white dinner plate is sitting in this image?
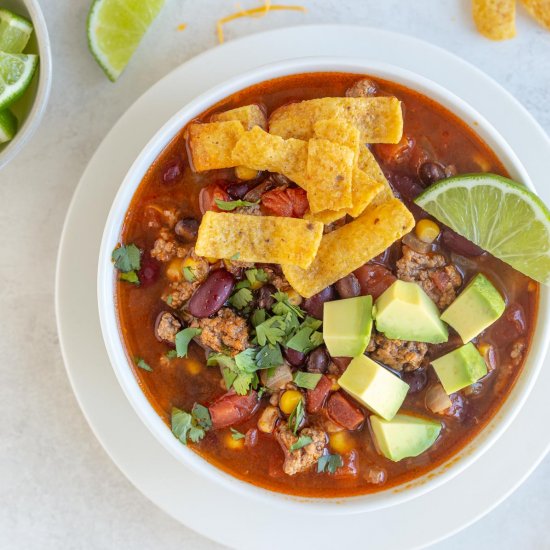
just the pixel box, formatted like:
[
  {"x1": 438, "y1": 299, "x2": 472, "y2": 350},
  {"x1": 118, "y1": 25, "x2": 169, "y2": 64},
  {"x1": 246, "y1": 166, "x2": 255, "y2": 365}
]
[{"x1": 55, "y1": 25, "x2": 550, "y2": 550}]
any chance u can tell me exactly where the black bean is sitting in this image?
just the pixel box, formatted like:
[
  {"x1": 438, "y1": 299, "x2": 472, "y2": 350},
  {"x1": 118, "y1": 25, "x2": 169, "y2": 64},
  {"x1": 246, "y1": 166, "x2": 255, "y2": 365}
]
[
  {"x1": 188, "y1": 270, "x2": 235, "y2": 318},
  {"x1": 283, "y1": 347, "x2": 306, "y2": 367},
  {"x1": 335, "y1": 273, "x2": 361, "y2": 298},
  {"x1": 418, "y1": 162, "x2": 446, "y2": 187},
  {"x1": 174, "y1": 218, "x2": 199, "y2": 242},
  {"x1": 302, "y1": 286, "x2": 336, "y2": 320},
  {"x1": 402, "y1": 368, "x2": 428, "y2": 394},
  {"x1": 226, "y1": 182, "x2": 250, "y2": 200},
  {"x1": 306, "y1": 346, "x2": 330, "y2": 373},
  {"x1": 162, "y1": 160, "x2": 183, "y2": 183}
]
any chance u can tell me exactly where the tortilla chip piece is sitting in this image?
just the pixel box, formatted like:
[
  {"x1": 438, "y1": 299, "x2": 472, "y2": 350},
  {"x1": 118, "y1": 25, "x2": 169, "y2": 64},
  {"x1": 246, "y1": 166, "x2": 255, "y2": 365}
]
[
  {"x1": 472, "y1": 0, "x2": 516, "y2": 40},
  {"x1": 306, "y1": 138, "x2": 354, "y2": 213},
  {"x1": 313, "y1": 119, "x2": 361, "y2": 162},
  {"x1": 269, "y1": 97, "x2": 403, "y2": 144},
  {"x1": 304, "y1": 209, "x2": 347, "y2": 225},
  {"x1": 283, "y1": 199, "x2": 414, "y2": 298},
  {"x1": 231, "y1": 126, "x2": 308, "y2": 186},
  {"x1": 210, "y1": 104, "x2": 267, "y2": 130},
  {"x1": 195, "y1": 211, "x2": 323, "y2": 269},
  {"x1": 520, "y1": 0, "x2": 550, "y2": 30},
  {"x1": 188, "y1": 121, "x2": 245, "y2": 172},
  {"x1": 358, "y1": 146, "x2": 394, "y2": 206}
]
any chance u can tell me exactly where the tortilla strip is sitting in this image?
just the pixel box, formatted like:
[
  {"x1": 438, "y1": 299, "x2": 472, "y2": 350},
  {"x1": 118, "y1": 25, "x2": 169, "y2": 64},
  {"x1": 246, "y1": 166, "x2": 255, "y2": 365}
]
[
  {"x1": 195, "y1": 211, "x2": 323, "y2": 270},
  {"x1": 358, "y1": 146, "x2": 395, "y2": 206},
  {"x1": 269, "y1": 97, "x2": 403, "y2": 144},
  {"x1": 188, "y1": 121, "x2": 245, "y2": 171},
  {"x1": 283, "y1": 199, "x2": 415, "y2": 298},
  {"x1": 472, "y1": 0, "x2": 516, "y2": 40},
  {"x1": 210, "y1": 104, "x2": 267, "y2": 130},
  {"x1": 520, "y1": 0, "x2": 550, "y2": 30},
  {"x1": 313, "y1": 119, "x2": 361, "y2": 162}
]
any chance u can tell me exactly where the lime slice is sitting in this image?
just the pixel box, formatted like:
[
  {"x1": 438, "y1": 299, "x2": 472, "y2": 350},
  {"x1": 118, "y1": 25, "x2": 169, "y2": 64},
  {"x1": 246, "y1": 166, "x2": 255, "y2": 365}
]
[
  {"x1": 415, "y1": 174, "x2": 550, "y2": 284},
  {"x1": 0, "y1": 108, "x2": 17, "y2": 143},
  {"x1": 0, "y1": 52, "x2": 38, "y2": 110},
  {"x1": 87, "y1": 0, "x2": 165, "y2": 82},
  {"x1": 0, "y1": 8, "x2": 33, "y2": 53}
]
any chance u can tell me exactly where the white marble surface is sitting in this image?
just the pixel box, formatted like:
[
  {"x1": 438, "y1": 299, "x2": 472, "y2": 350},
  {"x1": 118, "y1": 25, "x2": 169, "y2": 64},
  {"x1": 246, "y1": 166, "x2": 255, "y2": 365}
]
[{"x1": 1, "y1": 1, "x2": 549, "y2": 548}]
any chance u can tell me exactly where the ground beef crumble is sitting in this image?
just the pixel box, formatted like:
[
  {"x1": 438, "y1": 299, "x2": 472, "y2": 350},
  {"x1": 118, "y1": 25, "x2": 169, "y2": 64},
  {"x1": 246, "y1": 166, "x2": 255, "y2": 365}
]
[
  {"x1": 151, "y1": 228, "x2": 191, "y2": 262},
  {"x1": 155, "y1": 311, "x2": 181, "y2": 344},
  {"x1": 275, "y1": 422, "x2": 326, "y2": 475},
  {"x1": 367, "y1": 332, "x2": 428, "y2": 372},
  {"x1": 190, "y1": 307, "x2": 249, "y2": 356},
  {"x1": 396, "y1": 245, "x2": 462, "y2": 309}
]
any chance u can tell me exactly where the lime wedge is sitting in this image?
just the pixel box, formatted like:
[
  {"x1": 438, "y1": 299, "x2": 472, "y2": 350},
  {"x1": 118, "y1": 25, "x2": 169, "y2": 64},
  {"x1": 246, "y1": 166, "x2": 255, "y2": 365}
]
[
  {"x1": 415, "y1": 174, "x2": 550, "y2": 284},
  {"x1": 0, "y1": 52, "x2": 38, "y2": 110},
  {"x1": 0, "y1": 8, "x2": 33, "y2": 53},
  {"x1": 87, "y1": 0, "x2": 165, "y2": 82},
  {"x1": 0, "y1": 108, "x2": 17, "y2": 143}
]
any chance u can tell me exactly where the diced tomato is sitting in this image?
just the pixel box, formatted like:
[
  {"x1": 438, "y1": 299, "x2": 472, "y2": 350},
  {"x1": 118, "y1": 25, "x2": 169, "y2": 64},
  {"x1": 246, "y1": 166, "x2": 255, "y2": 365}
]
[
  {"x1": 333, "y1": 451, "x2": 359, "y2": 478},
  {"x1": 354, "y1": 263, "x2": 396, "y2": 300},
  {"x1": 327, "y1": 392, "x2": 365, "y2": 430},
  {"x1": 209, "y1": 391, "x2": 259, "y2": 429},
  {"x1": 261, "y1": 187, "x2": 309, "y2": 218},
  {"x1": 199, "y1": 183, "x2": 230, "y2": 214},
  {"x1": 306, "y1": 374, "x2": 333, "y2": 413},
  {"x1": 373, "y1": 134, "x2": 414, "y2": 166}
]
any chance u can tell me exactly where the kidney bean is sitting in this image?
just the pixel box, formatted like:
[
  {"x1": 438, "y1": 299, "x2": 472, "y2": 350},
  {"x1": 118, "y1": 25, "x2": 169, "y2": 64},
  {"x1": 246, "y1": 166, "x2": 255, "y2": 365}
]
[
  {"x1": 306, "y1": 345, "x2": 330, "y2": 373},
  {"x1": 283, "y1": 347, "x2": 306, "y2": 367},
  {"x1": 302, "y1": 286, "x2": 335, "y2": 319},
  {"x1": 402, "y1": 368, "x2": 428, "y2": 394},
  {"x1": 174, "y1": 218, "x2": 199, "y2": 242},
  {"x1": 418, "y1": 161, "x2": 446, "y2": 187},
  {"x1": 441, "y1": 228, "x2": 484, "y2": 256},
  {"x1": 137, "y1": 256, "x2": 160, "y2": 288},
  {"x1": 354, "y1": 263, "x2": 396, "y2": 300},
  {"x1": 226, "y1": 182, "x2": 250, "y2": 200},
  {"x1": 162, "y1": 160, "x2": 183, "y2": 183},
  {"x1": 188, "y1": 269, "x2": 235, "y2": 318},
  {"x1": 335, "y1": 273, "x2": 361, "y2": 298},
  {"x1": 209, "y1": 390, "x2": 259, "y2": 429},
  {"x1": 256, "y1": 284, "x2": 276, "y2": 310},
  {"x1": 491, "y1": 303, "x2": 526, "y2": 346},
  {"x1": 387, "y1": 173, "x2": 424, "y2": 202}
]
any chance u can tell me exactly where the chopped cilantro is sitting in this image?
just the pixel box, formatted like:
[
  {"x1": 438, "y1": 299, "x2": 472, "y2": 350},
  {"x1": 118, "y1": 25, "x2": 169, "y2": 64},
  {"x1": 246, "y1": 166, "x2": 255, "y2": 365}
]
[
  {"x1": 317, "y1": 453, "x2": 344, "y2": 474},
  {"x1": 257, "y1": 386, "x2": 268, "y2": 399},
  {"x1": 175, "y1": 328, "x2": 202, "y2": 358},
  {"x1": 171, "y1": 406, "x2": 209, "y2": 445},
  {"x1": 183, "y1": 266, "x2": 196, "y2": 282},
  {"x1": 119, "y1": 270, "x2": 140, "y2": 285},
  {"x1": 134, "y1": 357, "x2": 152, "y2": 372},
  {"x1": 112, "y1": 243, "x2": 141, "y2": 273},
  {"x1": 245, "y1": 268, "x2": 268, "y2": 286},
  {"x1": 233, "y1": 372, "x2": 258, "y2": 395},
  {"x1": 166, "y1": 295, "x2": 173, "y2": 306},
  {"x1": 234, "y1": 348, "x2": 257, "y2": 372},
  {"x1": 288, "y1": 398, "x2": 305, "y2": 435},
  {"x1": 230, "y1": 428, "x2": 246, "y2": 440},
  {"x1": 165, "y1": 350, "x2": 177, "y2": 359},
  {"x1": 191, "y1": 403, "x2": 212, "y2": 430},
  {"x1": 286, "y1": 327, "x2": 321, "y2": 354},
  {"x1": 229, "y1": 287, "x2": 253, "y2": 310},
  {"x1": 272, "y1": 291, "x2": 305, "y2": 319},
  {"x1": 230, "y1": 252, "x2": 241, "y2": 260},
  {"x1": 222, "y1": 367, "x2": 237, "y2": 390},
  {"x1": 255, "y1": 344, "x2": 284, "y2": 369},
  {"x1": 215, "y1": 198, "x2": 259, "y2": 211},
  {"x1": 255, "y1": 316, "x2": 287, "y2": 346},
  {"x1": 293, "y1": 371, "x2": 322, "y2": 390},
  {"x1": 290, "y1": 435, "x2": 313, "y2": 452},
  {"x1": 251, "y1": 308, "x2": 266, "y2": 327},
  {"x1": 234, "y1": 279, "x2": 251, "y2": 290}
]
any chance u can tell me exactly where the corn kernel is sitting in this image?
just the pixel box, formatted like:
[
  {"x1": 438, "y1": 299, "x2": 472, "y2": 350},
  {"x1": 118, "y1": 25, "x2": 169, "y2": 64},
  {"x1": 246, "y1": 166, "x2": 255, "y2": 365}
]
[
  {"x1": 166, "y1": 258, "x2": 184, "y2": 282},
  {"x1": 206, "y1": 256, "x2": 219, "y2": 264},
  {"x1": 224, "y1": 432, "x2": 245, "y2": 450},
  {"x1": 249, "y1": 279, "x2": 264, "y2": 290},
  {"x1": 329, "y1": 431, "x2": 354, "y2": 454},
  {"x1": 235, "y1": 165, "x2": 259, "y2": 180},
  {"x1": 286, "y1": 288, "x2": 303, "y2": 306},
  {"x1": 415, "y1": 219, "x2": 440, "y2": 243},
  {"x1": 279, "y1": 390, "x2": 303, "y2": 415},
  {"x1": 185, "y1": 358, "x2": 202, "y2": 375}
]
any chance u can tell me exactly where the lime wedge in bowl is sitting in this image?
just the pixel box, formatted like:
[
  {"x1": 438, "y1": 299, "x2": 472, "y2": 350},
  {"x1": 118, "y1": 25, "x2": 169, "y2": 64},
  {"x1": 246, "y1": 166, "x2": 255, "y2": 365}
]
[
  {"x1": 0, "y1": 109, "x2": 17, "y2": 143},
  {"x1": 0, "y1": 52, "x2": 39, "y2": 110},
  {"x1": 87, "y1": 0, "x2": 165, "y2": 82},
  {"x1": 415, "y1": 174, "x2": 550, "y2": 284},
  {"x1": 0, "y1": 8, "x2": 33, "y2": 53}
]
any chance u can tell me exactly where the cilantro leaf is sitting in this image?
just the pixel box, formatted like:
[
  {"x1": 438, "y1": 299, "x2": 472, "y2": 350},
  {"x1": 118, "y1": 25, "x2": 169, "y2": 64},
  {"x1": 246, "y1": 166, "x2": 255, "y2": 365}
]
[
  {"x1": 112, "y1": 244, "x2": 141, "y2": 272},
  {"x1": 222, "y1": 367, "x2": 237, "y2": 390},
  {"x1": 286, "y1": 327, "x2": 316, "y2": 354},
  {"x1": 245, "y1": 268, "x2": 268, "y2": 286},
  {"x1": 288, "y1": 397, "x2": 305, "y2": 435},
  {"x1": 233, "y1": 372, "x2": 258, "y2": 395},
  {"x1": 234, "y1": 348, "x2": 257, "y2": 372},
  {"x1": 317, "y1": 453, "x2": 344, "y2": 474},
  {"x1": 207, "y1": 353, "x2": 236, "y2": 370},
  {"x1": 255, "y1": 344, "x2": 284, "y2": 370},
  {"x1": 230, "y1": 252, "x2": 241, "y2": 260},
  {"x1": 229, "y1": 287, "x2": 253, "y2": 310},
  {"x1": 290, "y1": 435, "x2": 313, "y2": 452},
  {"x1": 191, "y1": 403, "x2": 212, "y2": 430},
  {"x1": 175, "y1": 328, "x2": 202, "y2": 357},
  {"x1": 165, "y1": 350, "x2": 177, "y2": 359},
  {"x1": 272, "y1": 291, "x2": 305, "y2": 319},
  {"x1": 230, "y1": 427, "x2": 246, "y2": 440},
  {"x1": 119, "y1": 270, "x2": 140, "y2": 285},
  {"x1": 235, "y1": 279, "x2": 251, "y2": 290},
  {"x1": 293, "y1": 371, "x2": 322, "y2": 390},
  {"x1": 135, "y1": 357, "x2": 152, "y2": 372},
  {"x1": 183, "y1": 266, "x2": 196, "y2": 282},
  {"x1": 215, "y1": 198, "x2": 259, "y2": 211},
  {"x1": 251, "y1": 308, "x2": 266, "y2": 327},
  {"x1": 171, "y1": 407, "x2": 207, "y2": 445},
  {"x1": 255, "y1": 316, "x2": 287, "y2": 346}
]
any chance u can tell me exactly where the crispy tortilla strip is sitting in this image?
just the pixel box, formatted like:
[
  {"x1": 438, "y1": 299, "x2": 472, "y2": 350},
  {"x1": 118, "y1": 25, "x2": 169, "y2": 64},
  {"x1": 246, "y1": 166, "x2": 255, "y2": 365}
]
[
  {"x1": 472, "y1": 0, "x2": 516, "y2": 40},
  {"x1": 188, "y1": 121, "x2": 245, "y2": 172},
  {"x1": 195, "y1": 211, "x2": 323, "y2": 269},
  {"x1": 358, "y1": 146, "x2": 394, "y2": 206},
  {"x1": 283, "y1": 199, "x2": 414, "y2": 298},
  {"x1": 313, "y1": 119, "x2": 361, "y2": 162},
  {"x1": 269, "y1": 97, "x2": 403, "y2": 144},
  {"x1": 520, "y1": 0, "x2": 550, "y2": 30},
  {"x1": 210, "y1": 104, "x2": 267, "y2": 130},
  {"x1": 231, "y1": 126, "x2": 308, "y2": 186},
  {"x1": 306, "y1": 138, "x2": 354, "y2": 213},
  {"x1": 304, "y1": 209, "x2": 347, "y2": 225}
]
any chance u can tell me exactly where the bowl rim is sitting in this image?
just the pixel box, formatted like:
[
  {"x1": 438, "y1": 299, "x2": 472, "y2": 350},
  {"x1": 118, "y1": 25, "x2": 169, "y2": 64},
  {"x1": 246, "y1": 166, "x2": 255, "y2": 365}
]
[
  {"x1": 0, "y1": 0, "x2": 52, "y2": 171},
  {"x1": 97, "y1": 56, "x2": 550, "y2": 514}
]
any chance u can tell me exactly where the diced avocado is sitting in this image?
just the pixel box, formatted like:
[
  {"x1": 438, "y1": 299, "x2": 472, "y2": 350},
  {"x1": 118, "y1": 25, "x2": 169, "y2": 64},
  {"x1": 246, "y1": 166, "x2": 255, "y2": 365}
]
[
  {"x1": 431, "y1": 343, "x2": 488, "y2": 394},
  {"x1": 374, "y1": 280, "x2": 448, "y2": 344},
  {"x1": 370, "y1": 413, "x2": 442, "y2": 462},
  {"x1": 441, "y1": 273, "x2": 505, "y2": 343},
  {"x1": 323, "y1": 296, "x2": 373, "y2": 357},
  {"x1": 338, "y1": 354, "x2": 409, "y2": 421}
]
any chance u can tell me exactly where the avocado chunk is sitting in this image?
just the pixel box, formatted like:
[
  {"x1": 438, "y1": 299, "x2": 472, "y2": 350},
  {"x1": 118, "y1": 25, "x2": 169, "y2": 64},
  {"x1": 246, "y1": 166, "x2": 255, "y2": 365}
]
[
  {"x1": 374, "y1": 280, "x2": 448, "y2": 344},
  {"x1": 323, "y1": 295, "x2": 373, "y2": 357},
  {"x1": 338, "y1": 354, "x2": 409, "y2": 421},
  {"x1": 431, "y1": 343, "x2": 488, "y2": 394},
  {"x1": 370, "y1": 413, "x2": 442, "y2": 462},
  {"x1": 441, "y1": 273, "x2": 505, "y2": 343}
]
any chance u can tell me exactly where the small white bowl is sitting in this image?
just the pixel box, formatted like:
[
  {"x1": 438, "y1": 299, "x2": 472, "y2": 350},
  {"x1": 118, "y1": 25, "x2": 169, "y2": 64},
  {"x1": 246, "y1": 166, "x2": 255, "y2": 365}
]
[
  {"x1": 0, "y1": 0, "x2": 52, "y2": 170},
  {"x1": 98, "y1": 57, "x2": 550, "y2": 514}
]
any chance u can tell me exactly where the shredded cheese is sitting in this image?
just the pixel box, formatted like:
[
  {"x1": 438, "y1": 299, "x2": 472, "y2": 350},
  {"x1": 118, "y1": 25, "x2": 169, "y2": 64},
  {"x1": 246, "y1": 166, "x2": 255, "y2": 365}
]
[{"x1": 217, "y1": 0, "x2": 306, "y2": 43}]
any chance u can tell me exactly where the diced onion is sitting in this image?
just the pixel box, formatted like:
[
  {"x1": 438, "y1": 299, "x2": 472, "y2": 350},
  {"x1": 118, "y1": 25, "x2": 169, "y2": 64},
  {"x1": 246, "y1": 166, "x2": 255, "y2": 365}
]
[
  {"x1": 261, "y1": 363, "x2": 293, "y2": 390},
  {"x1": 402, "y1": 232, "x2": 431, "y2": 254},
  {"x1": 425, "y1": 383, "x2": 452, "y2": 414}
]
